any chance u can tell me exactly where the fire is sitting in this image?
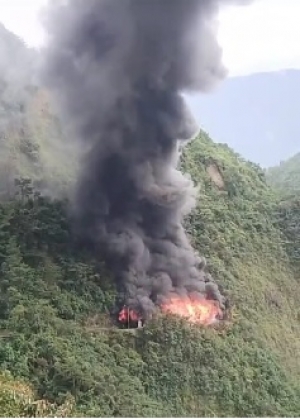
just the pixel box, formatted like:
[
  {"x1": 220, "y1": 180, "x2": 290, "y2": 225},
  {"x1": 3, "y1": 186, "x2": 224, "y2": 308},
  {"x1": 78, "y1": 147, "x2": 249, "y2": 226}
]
[
  {"x1": 161, "y1": 295, "x2": 222, "y2": 325},
  {"x1": 118, "y1": 295, "x2": 223, "y2": 327},
  {"x1": 118, "y1": 306, "x2": 140, "y2": 323}
]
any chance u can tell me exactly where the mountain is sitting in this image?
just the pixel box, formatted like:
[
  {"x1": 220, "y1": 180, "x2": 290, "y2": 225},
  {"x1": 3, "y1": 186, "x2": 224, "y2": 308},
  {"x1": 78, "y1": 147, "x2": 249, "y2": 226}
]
[
  {"x1": 0, "y1": 24, "x2": 300, "y2": 417},
  {"x1": 188, "y1": 69, "x2": 300, "y2": 168},
  {"x1": 267, "y1": 152, "x2": 300, "y2": 197}
]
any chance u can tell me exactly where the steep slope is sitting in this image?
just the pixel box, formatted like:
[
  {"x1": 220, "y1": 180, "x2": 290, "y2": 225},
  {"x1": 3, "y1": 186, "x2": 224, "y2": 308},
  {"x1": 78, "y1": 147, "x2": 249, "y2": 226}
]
[
  {"x1": 1, "y1": 17, "x2": 299, "y2": 418},
  {"x1": 188, "y1": 69, "x2": 300, "y2": 167},
  {"x1": 182, "y1": 134, "x2": 300, "y2": 372},
  {"x1": 267, "y1": 152, "x2": 300, "y2": 198},
  {"x1": 0, "y1": 24, "x2": 77, "y2": 199},
  {"x1": 0, "y1": 133, "x2": 299, "y2": 416}
]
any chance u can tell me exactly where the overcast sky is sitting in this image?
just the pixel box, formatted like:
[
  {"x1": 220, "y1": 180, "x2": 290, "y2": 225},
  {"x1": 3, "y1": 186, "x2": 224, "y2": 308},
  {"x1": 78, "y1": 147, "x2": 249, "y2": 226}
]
[{"x1": 0, "y1": 0, "x2": 299, "y2": 76}]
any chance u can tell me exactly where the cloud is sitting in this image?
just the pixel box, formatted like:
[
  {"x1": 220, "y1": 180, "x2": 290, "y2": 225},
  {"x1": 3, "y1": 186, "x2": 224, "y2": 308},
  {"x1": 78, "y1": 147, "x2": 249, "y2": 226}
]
[{"x1": 218, "y1": 0, "x2": 300, "y2": 75}]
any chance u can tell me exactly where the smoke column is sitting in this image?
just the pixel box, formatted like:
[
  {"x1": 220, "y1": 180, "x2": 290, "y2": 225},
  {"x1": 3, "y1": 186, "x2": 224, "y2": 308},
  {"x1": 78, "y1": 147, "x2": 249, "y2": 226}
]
[{"x1": 42, "y1": 0, "x2": 251, "y2": 318}]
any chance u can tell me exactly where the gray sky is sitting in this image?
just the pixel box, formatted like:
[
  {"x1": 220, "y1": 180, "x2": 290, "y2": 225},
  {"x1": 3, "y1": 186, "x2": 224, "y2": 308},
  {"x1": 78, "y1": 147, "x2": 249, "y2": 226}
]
[{"x1": 0, "y1": 0, "x2": 299, "y2": 76}]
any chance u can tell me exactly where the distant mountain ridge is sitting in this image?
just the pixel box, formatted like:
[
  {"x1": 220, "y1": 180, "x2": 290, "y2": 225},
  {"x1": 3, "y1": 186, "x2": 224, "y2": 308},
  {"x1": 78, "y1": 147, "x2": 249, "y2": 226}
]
[
  {"x1": 188, "y1": 69, "x2": 300, "y2": 167},
  {"x1": 267, "y1": 152, "x2": 300, "y2": 197},
  {"x1": 0, "y1": 23, "x2": 76, "y2": 199}
]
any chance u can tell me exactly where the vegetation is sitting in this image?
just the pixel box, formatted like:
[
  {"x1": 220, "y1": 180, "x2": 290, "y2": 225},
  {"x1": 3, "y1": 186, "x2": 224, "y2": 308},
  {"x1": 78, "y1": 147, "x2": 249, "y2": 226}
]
[
  {"x1": 0, "y1": 24, "x2": 300, "y2": 417},
  {"x1": 267, "y1": 152, "x2": 300, "y2": 198},
  {"x1": 0, "y1": 135, "x2": 300, "y2": 416},
  {"x1": 267, "y1": 153, "x2": 300, "y2": 269}
]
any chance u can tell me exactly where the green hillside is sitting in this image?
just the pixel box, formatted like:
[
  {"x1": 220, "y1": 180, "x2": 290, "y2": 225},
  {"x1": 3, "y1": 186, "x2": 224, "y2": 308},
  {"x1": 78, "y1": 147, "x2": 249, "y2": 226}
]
[
  {"x1": 0, "y1": 132, "x2": 299, "y2": 416},
  {"x1": 267, "y1": 153, "x2": 300, "y2": 268},
  {"x1": 0, "y1": 24, "x2": 300, "y2": 417},
  {"x1": 267, "y1": 152, "x2": 300, "y2": 198}
]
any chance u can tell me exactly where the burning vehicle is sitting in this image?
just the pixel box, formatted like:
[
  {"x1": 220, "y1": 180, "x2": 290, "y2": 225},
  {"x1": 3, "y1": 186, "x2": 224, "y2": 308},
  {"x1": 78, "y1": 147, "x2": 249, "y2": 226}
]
[
  {"x1": 118, "y1": 293, "x2": 224, "y2": 329},
  {"x1": 118, "y1": 306, "x2": 145, "y2": 329}
]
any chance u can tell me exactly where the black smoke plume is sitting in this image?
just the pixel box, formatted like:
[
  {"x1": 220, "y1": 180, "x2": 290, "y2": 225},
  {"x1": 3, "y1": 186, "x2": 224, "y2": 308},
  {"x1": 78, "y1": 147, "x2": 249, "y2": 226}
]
[{"x1": 42, "y1": 0, "x2": 251, "y2": 318}]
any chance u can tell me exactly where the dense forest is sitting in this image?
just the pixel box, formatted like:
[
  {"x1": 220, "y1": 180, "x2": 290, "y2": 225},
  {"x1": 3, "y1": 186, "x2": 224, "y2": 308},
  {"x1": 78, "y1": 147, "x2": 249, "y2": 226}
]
[{"x1": 0, "y1": 24, "x2": 300, "y2": 417}]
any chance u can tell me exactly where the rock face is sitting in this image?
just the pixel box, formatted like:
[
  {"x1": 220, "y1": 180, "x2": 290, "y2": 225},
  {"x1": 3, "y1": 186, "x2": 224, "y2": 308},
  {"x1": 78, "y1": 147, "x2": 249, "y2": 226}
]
[{"x1": 206, "y1": 163, "x2": 225, "y2": 189}]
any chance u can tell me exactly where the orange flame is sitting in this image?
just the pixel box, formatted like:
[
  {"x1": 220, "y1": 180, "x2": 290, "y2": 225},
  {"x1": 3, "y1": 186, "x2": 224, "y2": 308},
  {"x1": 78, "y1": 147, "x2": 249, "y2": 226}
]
[
  {"x1": 161, "y1": 295, "x2": 222, "y2": 325},
  {"x1": 118, "y1": 306, "x2": 140, "y2": 323}
]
